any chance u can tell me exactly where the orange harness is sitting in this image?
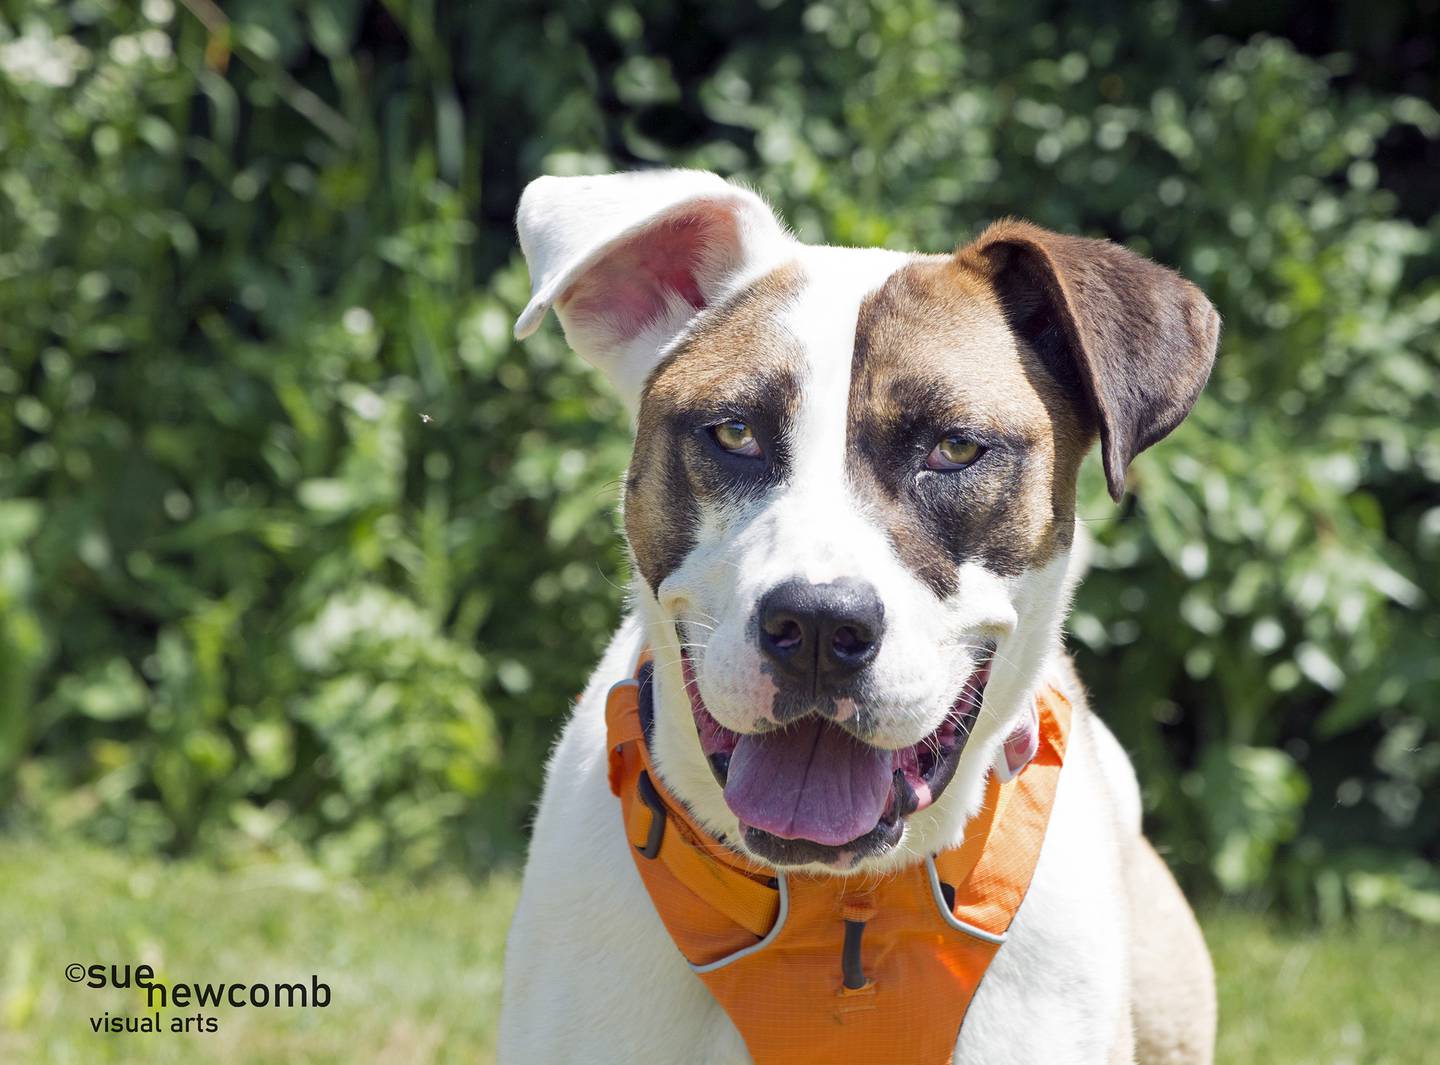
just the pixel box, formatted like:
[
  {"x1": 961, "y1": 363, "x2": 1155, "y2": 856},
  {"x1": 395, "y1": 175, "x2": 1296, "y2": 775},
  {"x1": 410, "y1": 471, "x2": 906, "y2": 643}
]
[{"x1": 605, "y1": 657, "x2": 1072, "y2": 1065}]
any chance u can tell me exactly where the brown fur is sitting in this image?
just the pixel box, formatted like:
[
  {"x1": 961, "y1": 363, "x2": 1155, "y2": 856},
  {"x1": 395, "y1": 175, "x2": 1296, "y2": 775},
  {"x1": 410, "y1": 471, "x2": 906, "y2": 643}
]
[
  {"x1": 1060, "y1": 657, "x2": 1215, "y2": 1065},
  {"x1": 847, "y1": 255, "x2": 1093, "y2": 593},
  {"x1": 628, "y1": 221, "x2": 1217, "y2": 597},
  {"x1": 1127, "y1": 837, "x2": 1218, "y2": 1064},
  {"x1": 957, "y1": 220, "x2": 1220, "y2": 501},
  {"x1": 625, "y1": 263, "x2": 808, "y2": 592}
]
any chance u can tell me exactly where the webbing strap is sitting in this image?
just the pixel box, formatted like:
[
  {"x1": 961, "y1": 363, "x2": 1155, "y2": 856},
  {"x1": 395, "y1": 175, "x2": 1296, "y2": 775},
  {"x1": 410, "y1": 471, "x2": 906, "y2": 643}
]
[
  {"x1": 607, "y1": 675, "x2": 781, "y2": 940},
  {"x1": 604, "y1": 653, "x2": 1073, "y2": 1065}
]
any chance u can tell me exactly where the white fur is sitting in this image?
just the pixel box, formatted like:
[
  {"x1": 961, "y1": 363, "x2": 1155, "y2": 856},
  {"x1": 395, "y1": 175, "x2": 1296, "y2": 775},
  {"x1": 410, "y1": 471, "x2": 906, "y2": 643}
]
[
  {"x1": 500, "y1": 171, "x2": 1155, "y2": 1064},
  {"x1": 642, "y1": 241, "x2": 1079, "y2": 875},
  {"x1": 515, "y1": 169, "x2": 793, "y2": 410},
  {"x1": 498, "y1": 619, "x2": 1141, "y2": 1064}
]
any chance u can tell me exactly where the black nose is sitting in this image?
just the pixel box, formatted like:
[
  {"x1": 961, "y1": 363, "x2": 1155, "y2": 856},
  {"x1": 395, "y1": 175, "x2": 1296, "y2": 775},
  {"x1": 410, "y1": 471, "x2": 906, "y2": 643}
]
[{"x1": 757, "y1": 578, "x2": 885, "y2": 689}]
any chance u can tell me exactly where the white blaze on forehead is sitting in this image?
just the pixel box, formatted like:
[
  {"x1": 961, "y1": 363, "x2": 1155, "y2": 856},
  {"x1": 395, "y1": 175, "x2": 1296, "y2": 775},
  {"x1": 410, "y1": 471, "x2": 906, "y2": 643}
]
[
  {"x1": 709, "y1": 243, "x2": 1025, "y2": 752},
  {"x1": 768, "y1": 245, "x2": 915, "y2": 584},
  {"x1": 642, "y1": 238, "x2": 1078, "y2": 861}
]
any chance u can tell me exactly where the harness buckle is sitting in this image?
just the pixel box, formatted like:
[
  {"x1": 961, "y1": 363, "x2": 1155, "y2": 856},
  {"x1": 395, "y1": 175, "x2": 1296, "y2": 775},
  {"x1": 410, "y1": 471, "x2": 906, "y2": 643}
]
[{"x1": 634, "y1": 770, "x2": 667, "y2": 859}]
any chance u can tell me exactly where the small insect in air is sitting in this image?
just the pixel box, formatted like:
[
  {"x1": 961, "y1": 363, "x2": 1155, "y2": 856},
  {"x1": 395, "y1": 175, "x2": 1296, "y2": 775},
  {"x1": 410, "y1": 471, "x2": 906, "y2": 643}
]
[{"x1": 419, "y1": 413, "x2": 433, "y2": 424}]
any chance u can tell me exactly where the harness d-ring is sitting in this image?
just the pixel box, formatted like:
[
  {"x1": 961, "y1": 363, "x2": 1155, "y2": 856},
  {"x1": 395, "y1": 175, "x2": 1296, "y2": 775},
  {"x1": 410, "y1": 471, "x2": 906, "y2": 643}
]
[{"x1": 634, "y1": 770, "x2": 667, "y2": 859}]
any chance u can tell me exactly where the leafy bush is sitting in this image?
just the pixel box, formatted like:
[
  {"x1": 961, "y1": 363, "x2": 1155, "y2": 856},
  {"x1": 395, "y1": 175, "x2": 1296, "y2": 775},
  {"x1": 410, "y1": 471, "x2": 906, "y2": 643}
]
[{"x1": 1, "y1": 0, "x2": 1436, "y2": 912}]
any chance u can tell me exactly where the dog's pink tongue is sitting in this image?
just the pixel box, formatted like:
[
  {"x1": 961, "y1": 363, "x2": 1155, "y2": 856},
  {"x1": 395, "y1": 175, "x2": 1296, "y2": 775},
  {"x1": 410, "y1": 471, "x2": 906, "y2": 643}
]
[{"x1": 724, "y1": 718, "x2": 892, "y2": 846}]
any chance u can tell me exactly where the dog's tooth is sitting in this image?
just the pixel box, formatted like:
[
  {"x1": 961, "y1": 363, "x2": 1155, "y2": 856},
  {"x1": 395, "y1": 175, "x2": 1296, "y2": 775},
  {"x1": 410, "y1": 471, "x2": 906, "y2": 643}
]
[
  {"x1": 894, "y1": 768, "x2": 920, "y2": 818},
  {"x1": 707, "y1": 752, "x2": 731, "y2": 785}
]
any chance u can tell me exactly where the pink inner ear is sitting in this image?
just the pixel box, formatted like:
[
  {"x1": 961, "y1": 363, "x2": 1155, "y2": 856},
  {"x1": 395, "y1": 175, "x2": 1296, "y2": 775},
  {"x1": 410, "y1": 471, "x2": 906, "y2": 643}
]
[{"x1": 559, "y1": 204, "x2": 738, "y2": 344}]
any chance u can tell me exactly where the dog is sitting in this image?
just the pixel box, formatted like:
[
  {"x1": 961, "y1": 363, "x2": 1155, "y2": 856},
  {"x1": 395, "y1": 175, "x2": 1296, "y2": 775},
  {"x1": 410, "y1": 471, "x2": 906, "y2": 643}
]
[{"x1": 498, "y1": 169, "x2": 1218, "y2": 1065}]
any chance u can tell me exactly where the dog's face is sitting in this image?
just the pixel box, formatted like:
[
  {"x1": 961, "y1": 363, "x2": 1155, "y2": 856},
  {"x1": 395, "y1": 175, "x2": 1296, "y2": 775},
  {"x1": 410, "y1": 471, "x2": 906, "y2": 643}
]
[{"x1": 516, "y1": 170, "x2": 1218, "y2": 872}]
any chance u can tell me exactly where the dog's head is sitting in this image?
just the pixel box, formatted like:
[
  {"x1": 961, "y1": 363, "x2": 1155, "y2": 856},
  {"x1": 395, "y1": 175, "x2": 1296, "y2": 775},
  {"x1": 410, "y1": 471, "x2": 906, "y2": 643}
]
[{"x1": 515, "y1": 170, "x2": 1218, "y2": 873}]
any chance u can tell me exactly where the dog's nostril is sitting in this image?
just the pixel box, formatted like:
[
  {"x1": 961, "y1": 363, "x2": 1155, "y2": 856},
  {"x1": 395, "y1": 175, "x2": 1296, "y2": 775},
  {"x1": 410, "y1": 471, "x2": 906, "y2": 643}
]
[
  {"x1": 766, "y1": 618, "x2": 804, "y2": 651},
  {"x1": 757, "y1": 578, "x2": 885, "y2": 684},
  {"x1": 831, "y1": 625, "x2": 872, "y2": 659}
]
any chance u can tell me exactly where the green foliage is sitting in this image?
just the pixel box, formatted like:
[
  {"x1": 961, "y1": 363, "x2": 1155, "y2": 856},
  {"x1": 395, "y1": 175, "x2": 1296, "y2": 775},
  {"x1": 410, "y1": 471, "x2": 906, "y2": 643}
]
[
  {"x1": 0, "y1": 0, "x2": 632, "y2": 872},
  {"x1": 1, "y1": 0, "x2": 1436, "y2": 910}
]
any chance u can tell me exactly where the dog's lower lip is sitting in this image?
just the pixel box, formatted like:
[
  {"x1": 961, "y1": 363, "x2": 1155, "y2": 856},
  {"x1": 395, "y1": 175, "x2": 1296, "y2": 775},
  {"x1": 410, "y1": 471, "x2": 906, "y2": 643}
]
[{"x1": 678, "y1": 638, "x2": 995, "y2": 862}]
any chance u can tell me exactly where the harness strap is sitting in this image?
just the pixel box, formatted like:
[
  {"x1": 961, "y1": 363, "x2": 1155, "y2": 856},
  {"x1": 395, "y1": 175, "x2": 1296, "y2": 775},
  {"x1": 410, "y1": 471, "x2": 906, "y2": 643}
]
[
  {"x1": 605, "y1": 649, "x2": 1073, "y2": 1065},
  {"x1": 941, "y1": 685, "x2": 1071, "y2": 935},
  {"x1": 607, "y1": 672, "x2": 781, "y2": 941}
]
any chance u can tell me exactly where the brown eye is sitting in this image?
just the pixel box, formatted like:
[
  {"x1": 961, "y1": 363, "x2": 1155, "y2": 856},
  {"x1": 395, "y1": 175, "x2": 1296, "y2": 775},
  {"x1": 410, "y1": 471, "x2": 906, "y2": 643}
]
[
  {"x1": 710, "y1": 419, "x2": 762, "y2": 458},
  {"x1": 927, "y1": 434, "x2": 984, "y2": 470}
]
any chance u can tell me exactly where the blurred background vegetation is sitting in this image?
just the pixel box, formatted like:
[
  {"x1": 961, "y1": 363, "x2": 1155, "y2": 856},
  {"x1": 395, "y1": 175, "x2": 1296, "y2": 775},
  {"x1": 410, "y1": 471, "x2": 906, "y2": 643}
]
[{"x1": 1, "y1": 0, "x2": 1438, "y2": 927}]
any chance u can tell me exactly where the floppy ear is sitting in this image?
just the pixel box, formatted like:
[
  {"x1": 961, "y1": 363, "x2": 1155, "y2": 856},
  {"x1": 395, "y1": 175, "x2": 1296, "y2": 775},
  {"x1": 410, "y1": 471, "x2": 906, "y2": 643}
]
[
  {"x1": 958, "y1": 220, "x2": 1220, "y2": 501},
  {"x1": 513, "y1": 169, "x2": 792, "y2": 407}
]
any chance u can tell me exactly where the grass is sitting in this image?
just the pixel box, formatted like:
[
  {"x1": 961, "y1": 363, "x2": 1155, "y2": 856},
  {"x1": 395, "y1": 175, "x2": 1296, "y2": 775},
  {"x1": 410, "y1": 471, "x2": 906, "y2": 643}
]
[
  {"x1": 1208, "y1": 907, "x2": 1438, "y2": 1064},
  {"x1": 1, "y1": 839, "x2": 1435, "y2": 1064},
  {"x1": 0, "y1": 839, "x2": 518, "y2": 1065}
]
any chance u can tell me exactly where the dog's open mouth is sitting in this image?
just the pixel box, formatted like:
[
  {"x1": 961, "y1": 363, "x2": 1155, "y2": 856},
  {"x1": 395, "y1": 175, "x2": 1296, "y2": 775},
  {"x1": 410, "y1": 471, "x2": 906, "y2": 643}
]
[{"x1": 681, "y1": 643, "x2": 995, "y2": 868}]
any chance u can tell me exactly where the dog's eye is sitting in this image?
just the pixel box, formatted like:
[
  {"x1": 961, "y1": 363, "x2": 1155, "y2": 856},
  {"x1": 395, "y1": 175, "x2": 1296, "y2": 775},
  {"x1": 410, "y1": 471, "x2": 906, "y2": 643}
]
[
  {"x1": 710, "y1": 419, "x2": 763, "y2": 458},
  {"x1": 927, "y1": 434, "x2": 985, "y2": 470}
]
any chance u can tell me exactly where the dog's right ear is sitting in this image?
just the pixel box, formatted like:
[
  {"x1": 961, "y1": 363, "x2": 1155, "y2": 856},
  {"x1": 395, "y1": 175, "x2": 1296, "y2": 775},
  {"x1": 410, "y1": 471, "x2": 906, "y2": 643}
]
[{"x1": 513, "y1": 169, "x2": 792, "y2": 408}]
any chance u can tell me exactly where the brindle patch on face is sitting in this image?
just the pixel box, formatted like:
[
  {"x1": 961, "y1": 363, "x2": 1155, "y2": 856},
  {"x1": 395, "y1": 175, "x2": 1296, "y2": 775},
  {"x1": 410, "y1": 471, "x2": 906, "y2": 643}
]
[
  {"x1": 625, "y1": 263, "x2": 808, "y2": 594},
  {"x1": 847, "y1": 255, "x2": 1093, "y2": 597}
]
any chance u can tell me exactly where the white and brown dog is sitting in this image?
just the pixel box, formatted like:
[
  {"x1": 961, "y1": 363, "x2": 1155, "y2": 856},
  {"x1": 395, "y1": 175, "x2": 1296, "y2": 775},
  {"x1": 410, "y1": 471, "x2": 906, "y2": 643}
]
[{"x1": 499, "y1": 169, "x2": 1218, "y2": 1065}]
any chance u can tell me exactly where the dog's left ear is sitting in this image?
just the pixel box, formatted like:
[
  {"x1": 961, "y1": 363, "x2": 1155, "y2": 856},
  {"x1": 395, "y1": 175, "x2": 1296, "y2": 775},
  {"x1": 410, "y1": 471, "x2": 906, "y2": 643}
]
[
  {"x1": 513, "y1": 169, "x2": 791, "y2": 408},
  {"x1": 958, "y1": 220, "x2": 1220, "y2": 501}
]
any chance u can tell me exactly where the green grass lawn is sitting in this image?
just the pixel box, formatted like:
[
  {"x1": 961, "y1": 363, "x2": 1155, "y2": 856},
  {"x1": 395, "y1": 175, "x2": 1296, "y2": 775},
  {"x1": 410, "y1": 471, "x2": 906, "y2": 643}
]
[
  {"x1": 1, "y1": 839, "x2": 1435, "y2": 1064},
  {"x1": 0, "y1": 840, "x2": 518, "y2": 1065}
]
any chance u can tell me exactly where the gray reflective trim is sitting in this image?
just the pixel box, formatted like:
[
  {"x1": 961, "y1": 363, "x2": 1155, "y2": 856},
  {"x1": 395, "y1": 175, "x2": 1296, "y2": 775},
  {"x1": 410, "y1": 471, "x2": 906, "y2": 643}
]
[
  {"x1": 689, "y1": 872, "x2": 790, "y2": 974},
  {"x1": 925, "y1": 855, "x2": 1007, "y2": 945}
]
